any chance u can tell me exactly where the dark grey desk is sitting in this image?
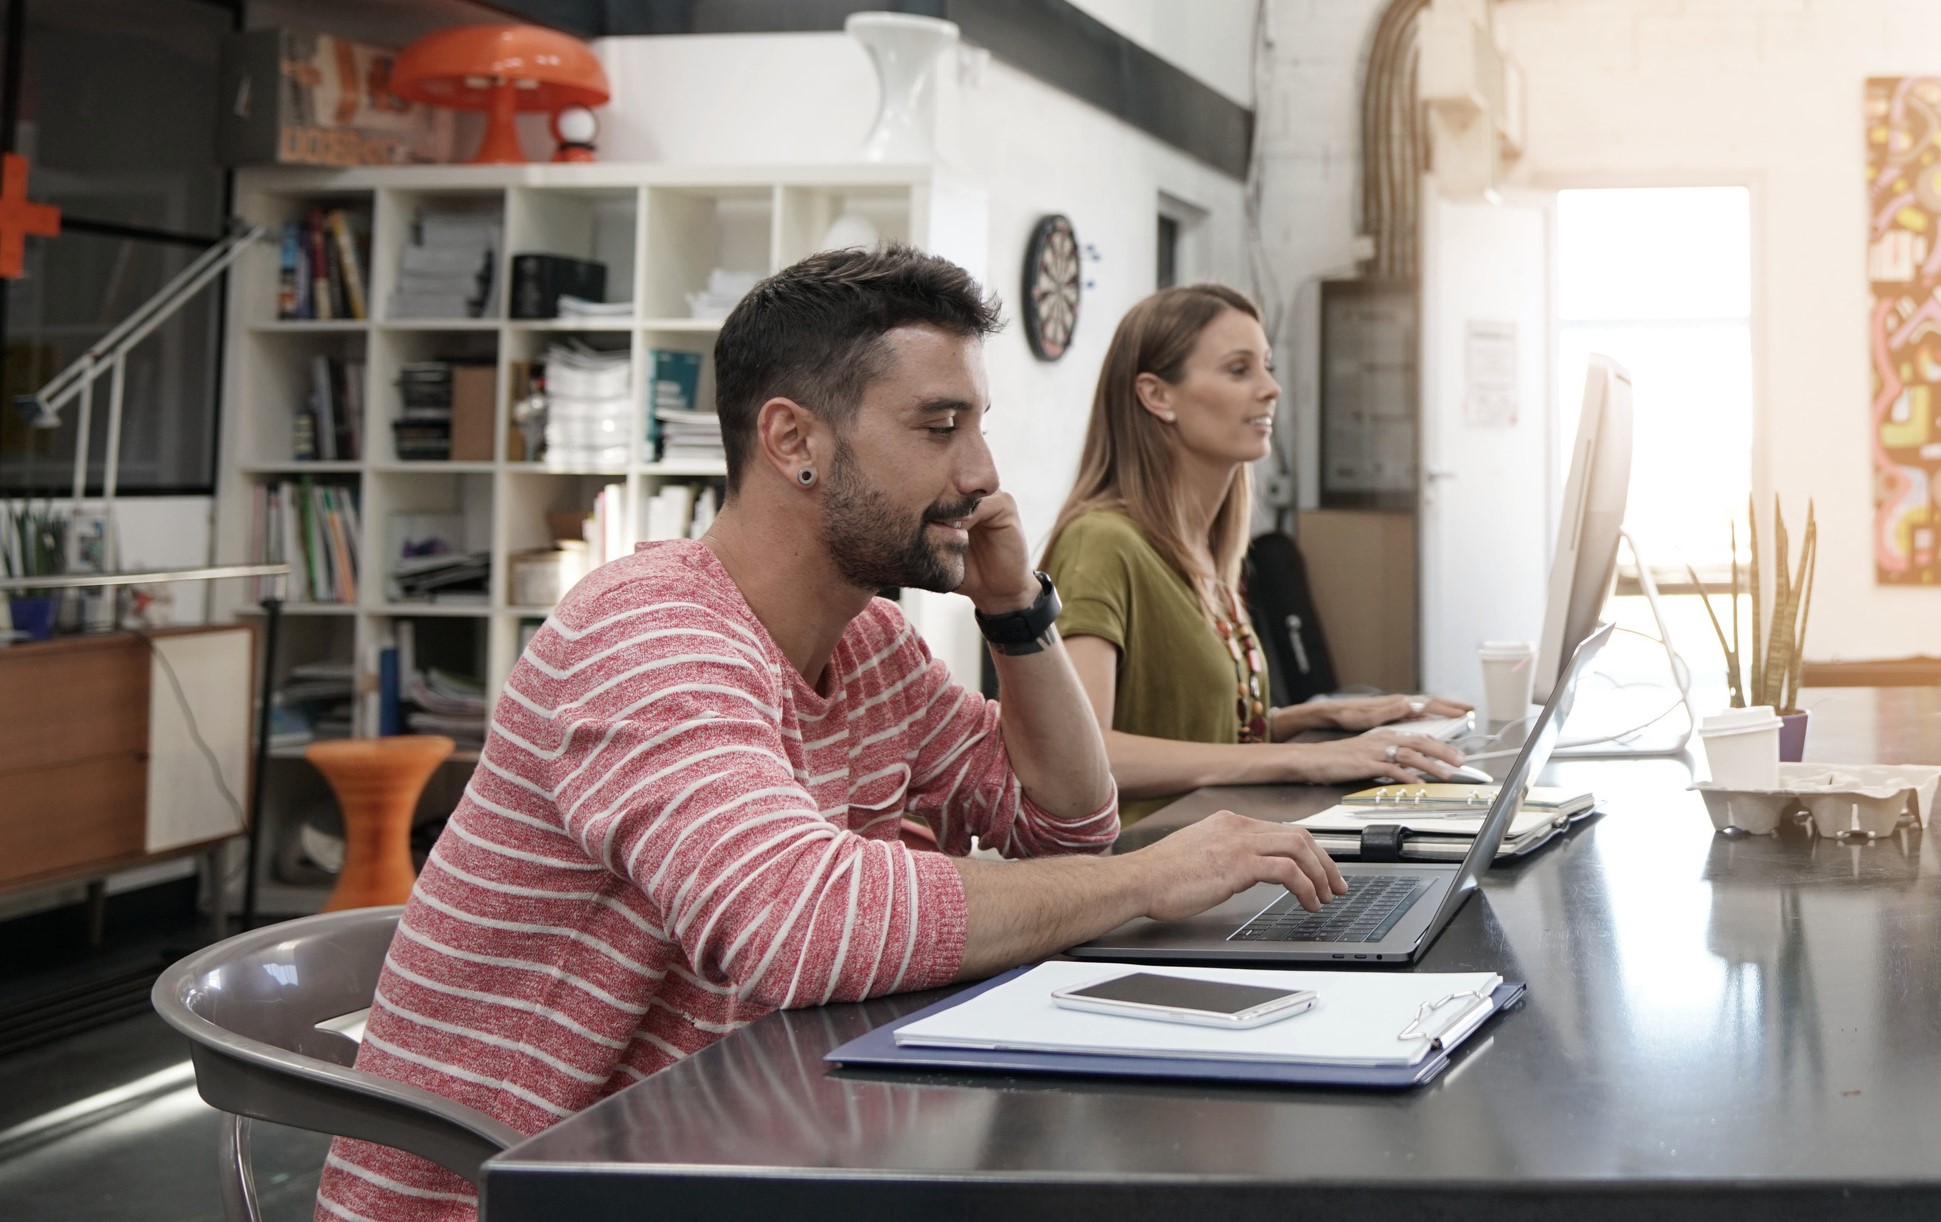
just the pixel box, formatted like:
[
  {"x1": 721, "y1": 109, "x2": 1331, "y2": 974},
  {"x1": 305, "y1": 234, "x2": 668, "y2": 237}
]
[{"x1": 483, "y1": 688, "x2": 1941, "y2": 1221}]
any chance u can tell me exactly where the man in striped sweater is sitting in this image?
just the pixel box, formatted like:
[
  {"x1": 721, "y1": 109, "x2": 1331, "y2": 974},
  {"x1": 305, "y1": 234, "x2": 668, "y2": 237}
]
[{"x1": 317, "y1": 246, "x2": 1346, "y2": 1222}]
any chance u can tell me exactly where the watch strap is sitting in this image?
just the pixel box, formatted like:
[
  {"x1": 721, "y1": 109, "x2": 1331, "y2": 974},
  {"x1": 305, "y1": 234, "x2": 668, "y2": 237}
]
[{"x1": 975, "y1": 572, "x2": 1061, "y2": 655}]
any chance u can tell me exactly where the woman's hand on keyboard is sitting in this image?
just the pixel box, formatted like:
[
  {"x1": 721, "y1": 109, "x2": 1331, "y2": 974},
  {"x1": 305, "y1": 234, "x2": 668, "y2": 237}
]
[{"x1": 1319, "y1": 694, "x2": 1474, "y2": 732}]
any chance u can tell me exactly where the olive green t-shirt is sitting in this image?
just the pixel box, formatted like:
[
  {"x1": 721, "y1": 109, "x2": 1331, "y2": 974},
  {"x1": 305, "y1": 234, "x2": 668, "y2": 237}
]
[{"x1": 1044, "y1": 509, "x2": 1262, "y2": 824}]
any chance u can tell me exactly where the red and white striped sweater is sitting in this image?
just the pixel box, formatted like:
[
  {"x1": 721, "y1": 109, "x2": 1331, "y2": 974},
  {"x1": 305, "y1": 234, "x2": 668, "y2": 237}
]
[{"x1": 316, "y1": 539, "x2": 1118, "y2": 1221}]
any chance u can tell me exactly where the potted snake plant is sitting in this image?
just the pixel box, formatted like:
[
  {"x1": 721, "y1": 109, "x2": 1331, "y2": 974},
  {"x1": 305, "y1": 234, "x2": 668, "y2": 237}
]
[
  {"x1": 3, "y1": 502, "x2": 68, "y2": 641},
  {"x1": 1688, "y1": 496, "x2": 1817, "y2": 761}
]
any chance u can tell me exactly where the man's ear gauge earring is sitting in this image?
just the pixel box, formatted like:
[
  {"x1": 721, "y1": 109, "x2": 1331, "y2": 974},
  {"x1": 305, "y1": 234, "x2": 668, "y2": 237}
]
[{"x1": 797, "y1": 467, "x2": 817, "y2": 487}]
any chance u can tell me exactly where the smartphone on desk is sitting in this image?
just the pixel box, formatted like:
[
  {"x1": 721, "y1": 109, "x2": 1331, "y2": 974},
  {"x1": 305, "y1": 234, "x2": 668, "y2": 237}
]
[{"x1": 1050, "y1": 971, "x2": 1317, "y2": 1029}]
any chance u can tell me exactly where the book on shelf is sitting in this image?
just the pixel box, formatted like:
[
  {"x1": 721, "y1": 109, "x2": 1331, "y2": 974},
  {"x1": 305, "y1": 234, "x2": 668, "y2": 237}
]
[
  {"x1": 644, "y1": 482, "x2": 695, "y2": 543},
  {"x1": 575, "y1": 481, "x2": 627, "y2": 569},
  {"x1": 509, "y1": 253, "x2": 607, "y2": 319},
  {"x1": 646, "y1": 348, "x2": 706, "y2": 461},
  {"x1": 449, "y1": 363, "x2": 495, "y2": 461},
  {"x1": 277, "y1": 207, "x2": 369, "y2": 322},
  {"x1": 328, "y1": 209, "x2": 369, "y2": 321},
  {"x1": 301, "y1": 355, "x2": 363, "y2": 461},
  {"x1": 252, "y1": 478, "x2": 360, "y2": 603}
]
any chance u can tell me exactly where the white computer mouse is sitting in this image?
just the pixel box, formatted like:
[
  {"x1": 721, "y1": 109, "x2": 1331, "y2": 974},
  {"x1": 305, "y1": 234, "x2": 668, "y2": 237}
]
[{"x1": 1441, "y1": 764, "x2": 1495, "y2": 784}]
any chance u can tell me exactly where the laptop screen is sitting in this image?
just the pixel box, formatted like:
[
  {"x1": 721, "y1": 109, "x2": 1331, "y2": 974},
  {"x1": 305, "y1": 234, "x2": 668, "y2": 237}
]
[{"x1": 1419, "y1": 621, "x2": 1614, "y2": 928}]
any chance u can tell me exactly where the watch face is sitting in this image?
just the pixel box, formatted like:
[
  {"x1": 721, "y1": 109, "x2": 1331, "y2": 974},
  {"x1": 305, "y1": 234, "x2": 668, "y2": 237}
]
[{"x1": 1023, "y1": 214, "x2": 1080, "y2": 361}]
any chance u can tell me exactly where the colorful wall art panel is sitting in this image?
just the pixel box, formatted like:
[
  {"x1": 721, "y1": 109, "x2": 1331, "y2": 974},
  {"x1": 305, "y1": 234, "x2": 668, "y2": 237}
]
[{"x1": 1867, "y1": 76, "x2": 1941, "y2": 584}]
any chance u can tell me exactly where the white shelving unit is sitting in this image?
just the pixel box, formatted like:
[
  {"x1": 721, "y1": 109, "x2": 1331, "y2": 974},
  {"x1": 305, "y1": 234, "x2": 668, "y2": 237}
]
[{"x1": 213, "y1": 162, "x2": 987, "y2": 915}]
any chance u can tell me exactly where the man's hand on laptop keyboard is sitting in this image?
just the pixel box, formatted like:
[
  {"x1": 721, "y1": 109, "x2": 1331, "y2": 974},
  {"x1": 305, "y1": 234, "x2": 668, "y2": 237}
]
[{"x1": 1129, "y1": 811, "x2": 1348, "y2": 918}]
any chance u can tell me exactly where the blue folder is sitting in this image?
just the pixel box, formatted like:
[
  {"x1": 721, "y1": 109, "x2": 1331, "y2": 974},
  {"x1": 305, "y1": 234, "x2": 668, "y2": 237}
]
[{"x1": 826, "y1": 967, "x2": 1526, "y2": 1090}]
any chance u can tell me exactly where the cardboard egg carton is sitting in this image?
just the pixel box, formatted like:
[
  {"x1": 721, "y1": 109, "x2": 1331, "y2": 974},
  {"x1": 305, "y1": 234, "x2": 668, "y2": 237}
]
[{"x1": 1692, "y1": 764, "x2": 1939, "y2": 837}]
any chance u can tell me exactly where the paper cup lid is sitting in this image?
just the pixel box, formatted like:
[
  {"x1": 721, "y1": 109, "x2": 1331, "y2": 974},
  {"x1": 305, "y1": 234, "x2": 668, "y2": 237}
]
[
  {"x1": 1700, "y1": 705, "x2": 1782, "y2": 735},
  {"x1": 1478, "y1": 641, "x2": 1535, "y2": 659}
]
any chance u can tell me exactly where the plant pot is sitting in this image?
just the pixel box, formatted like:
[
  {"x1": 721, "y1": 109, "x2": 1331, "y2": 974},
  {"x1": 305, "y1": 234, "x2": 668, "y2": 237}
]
[
  {"x1": 7, "y1": 595, "x2": 59, "y2": 641},
  {"x1": 1778, "y1": 709, "x2": 1810, "y2": 763}
]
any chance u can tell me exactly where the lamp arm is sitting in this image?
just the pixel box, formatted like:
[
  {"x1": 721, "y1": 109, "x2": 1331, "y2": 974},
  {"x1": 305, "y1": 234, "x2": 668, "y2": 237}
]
[{"x1": 27, "y1": 224, "x2": 265, "y2": 420}]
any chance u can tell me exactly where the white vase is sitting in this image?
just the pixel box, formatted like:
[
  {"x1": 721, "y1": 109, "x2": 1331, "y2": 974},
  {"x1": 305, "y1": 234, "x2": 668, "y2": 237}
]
[
  {"x1": 846, "y1": 12, "x2": 959, "y2": 163},
  {"x1": 821, "y1": 210, "x2": 881, "y2": 252}
]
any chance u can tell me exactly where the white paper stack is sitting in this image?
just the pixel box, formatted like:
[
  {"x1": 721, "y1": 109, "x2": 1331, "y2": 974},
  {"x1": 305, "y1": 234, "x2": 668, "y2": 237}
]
[
  {"x1": 543, "y1": 342, "x2": 632, "y2": 469},
  {"x1": 684, "y1": 267, "x2": 760, "y2": 320},
  {"x1": 556, "y1": 295, "x2": 633, "y2": 320}
]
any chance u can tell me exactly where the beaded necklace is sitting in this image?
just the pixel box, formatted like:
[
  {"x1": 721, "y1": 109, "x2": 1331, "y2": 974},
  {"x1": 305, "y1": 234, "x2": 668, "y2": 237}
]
[{"x1": 1213, "y1": 586, "x2": 1270, "y2": 744}]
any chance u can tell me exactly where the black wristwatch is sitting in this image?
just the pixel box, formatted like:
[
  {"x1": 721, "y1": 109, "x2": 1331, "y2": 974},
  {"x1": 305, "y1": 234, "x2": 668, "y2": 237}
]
[{"x1": 975, "y1": 571, "x2": 1062, "y2": 655}]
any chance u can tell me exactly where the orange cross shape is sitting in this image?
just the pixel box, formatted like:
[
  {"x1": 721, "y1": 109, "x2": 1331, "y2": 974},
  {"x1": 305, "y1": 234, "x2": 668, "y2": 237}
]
[{"x1": 0, "y1": 153, "x2": 60, "y2": 279}]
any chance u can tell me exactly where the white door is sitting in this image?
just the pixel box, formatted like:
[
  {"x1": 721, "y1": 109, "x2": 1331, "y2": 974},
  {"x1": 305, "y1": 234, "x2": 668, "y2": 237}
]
[{"x1": 1418, "y1": 179, "x2": 1555, "y2": 703}]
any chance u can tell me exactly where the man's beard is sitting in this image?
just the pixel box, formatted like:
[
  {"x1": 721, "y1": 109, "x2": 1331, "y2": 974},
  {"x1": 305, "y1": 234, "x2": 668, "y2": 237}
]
[{"x1": 821, "y1": 439, "x2": 979, "y2": 594}]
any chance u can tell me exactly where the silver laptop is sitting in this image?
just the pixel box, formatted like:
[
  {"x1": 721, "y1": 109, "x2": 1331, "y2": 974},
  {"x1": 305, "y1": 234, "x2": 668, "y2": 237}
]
[{"x1": 1071, "y1": 622, "x2": 1614, "y2": 966}]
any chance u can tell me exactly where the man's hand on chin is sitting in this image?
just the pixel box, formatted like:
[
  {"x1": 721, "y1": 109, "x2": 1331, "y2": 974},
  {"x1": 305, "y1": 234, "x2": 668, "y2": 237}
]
[{"x1": 955, "y1": 491, "x2": 1038, "y2": 614}]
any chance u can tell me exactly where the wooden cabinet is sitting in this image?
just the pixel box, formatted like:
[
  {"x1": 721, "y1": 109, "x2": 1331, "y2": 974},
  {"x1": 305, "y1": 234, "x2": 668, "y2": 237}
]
[
  {"x1": 0, "y1": 625, "x2": 253, "y2": 892},
  {"x1": 1296, "y1": 509, "x2": 1418, "y2": 694}
]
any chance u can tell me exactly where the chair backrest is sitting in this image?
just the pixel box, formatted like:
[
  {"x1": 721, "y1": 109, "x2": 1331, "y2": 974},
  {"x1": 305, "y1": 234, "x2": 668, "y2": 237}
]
[
  {"x1": 152, "y1": 907, "x2": 521, "y2": 1186},
  {"x1": 1245, "y1": 530, "x2": 1340, "y2": 705}
]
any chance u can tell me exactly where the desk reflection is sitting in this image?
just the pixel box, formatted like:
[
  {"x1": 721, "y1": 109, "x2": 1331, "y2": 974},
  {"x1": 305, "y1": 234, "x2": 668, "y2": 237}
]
[{"x1": 491, "y1": 708, "x2": 1941, "y2": 1215}]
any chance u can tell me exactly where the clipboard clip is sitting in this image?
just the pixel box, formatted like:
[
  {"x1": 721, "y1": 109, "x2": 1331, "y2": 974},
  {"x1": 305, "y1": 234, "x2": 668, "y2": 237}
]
[{"x1": 1395, "y1": 987, "x2": 1495, "y2": 1051}]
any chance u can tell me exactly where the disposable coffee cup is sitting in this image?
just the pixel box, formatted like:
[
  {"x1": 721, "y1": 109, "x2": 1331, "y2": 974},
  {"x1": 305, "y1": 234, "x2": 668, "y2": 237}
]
[
  {"x1": 1477, "y1": 640, "x2": 1537, "y2": 728},
  {"x1": 1698, "y1": 705, "x2": 1783, "y2": 789}
]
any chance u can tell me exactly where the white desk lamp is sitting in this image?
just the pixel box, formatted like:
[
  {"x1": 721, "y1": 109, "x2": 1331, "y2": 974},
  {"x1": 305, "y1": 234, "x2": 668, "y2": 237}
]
[{"x1": 14, "y1": 222, "x2": 265, "y2": 569}]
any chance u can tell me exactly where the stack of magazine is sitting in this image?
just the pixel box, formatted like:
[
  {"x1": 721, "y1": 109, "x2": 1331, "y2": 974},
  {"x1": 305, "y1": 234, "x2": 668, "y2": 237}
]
[
  {"x1": 394, "y1": 362, "x2": 455, "y2": 460},
  {"x1": 389, "y1": 210, "x2": 501, "y2": 320},
  {"x1": 404, "y1": 668, "x2": 489, "y2": 748},
  {"x1": 386, "y1": 512, "x2": 488, "y2": 603}
]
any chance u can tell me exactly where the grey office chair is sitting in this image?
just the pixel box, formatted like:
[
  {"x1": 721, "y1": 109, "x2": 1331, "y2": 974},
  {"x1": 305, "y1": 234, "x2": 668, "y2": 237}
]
[{"x1": 151, "y1": 906, "x2": 520, "y2": 1222}]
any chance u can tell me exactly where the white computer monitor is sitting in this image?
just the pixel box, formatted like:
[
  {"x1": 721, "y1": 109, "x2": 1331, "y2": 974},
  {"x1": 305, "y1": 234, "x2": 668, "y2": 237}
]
[{"x1": 1532, "y1": 356, "x2": 1634, "y2": 701}]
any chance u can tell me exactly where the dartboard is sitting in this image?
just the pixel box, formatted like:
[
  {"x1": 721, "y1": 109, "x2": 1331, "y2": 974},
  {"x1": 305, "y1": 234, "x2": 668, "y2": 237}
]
[{"x1": 1023, "y1": 214, "x2": 1080, "y2": 361}]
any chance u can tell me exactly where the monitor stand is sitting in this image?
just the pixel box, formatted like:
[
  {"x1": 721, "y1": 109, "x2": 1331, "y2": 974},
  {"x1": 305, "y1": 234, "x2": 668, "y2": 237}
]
[{"x1": 1544, "y1": 529, "x2": 1698, "y2": 759}]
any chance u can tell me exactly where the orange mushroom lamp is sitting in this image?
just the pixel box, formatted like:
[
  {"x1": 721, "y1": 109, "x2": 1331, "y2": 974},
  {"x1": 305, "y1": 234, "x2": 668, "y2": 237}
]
[{"x1": 390, "y1": 25, "x2": 609, "y2": 165}]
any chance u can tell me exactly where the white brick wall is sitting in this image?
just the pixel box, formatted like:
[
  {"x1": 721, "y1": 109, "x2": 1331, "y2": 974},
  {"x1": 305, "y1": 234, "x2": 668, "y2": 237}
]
[
  {"x1": 1252, "y1": 0, "x2": 1388, "y2": 510},
  {"x1": 1255, "y1": 0, "x2": 1941, "y2": 660}
]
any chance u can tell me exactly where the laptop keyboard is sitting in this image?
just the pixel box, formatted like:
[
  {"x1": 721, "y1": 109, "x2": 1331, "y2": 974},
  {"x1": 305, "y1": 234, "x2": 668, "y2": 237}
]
[{"x1": 1229, "y1": 875, "x2": 1425, "y2": 943}]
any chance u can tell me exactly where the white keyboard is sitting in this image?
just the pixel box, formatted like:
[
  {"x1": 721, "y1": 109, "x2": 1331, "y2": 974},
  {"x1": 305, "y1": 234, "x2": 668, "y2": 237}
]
[{"x1": 1362, "y1": 713, "x2": 1475, "y2": 743}]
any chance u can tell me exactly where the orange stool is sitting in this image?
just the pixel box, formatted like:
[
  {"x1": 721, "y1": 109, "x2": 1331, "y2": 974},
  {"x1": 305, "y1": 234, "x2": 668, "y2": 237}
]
[{"x1": 305, "y1": 736, "x2": 455, "y2": 911}]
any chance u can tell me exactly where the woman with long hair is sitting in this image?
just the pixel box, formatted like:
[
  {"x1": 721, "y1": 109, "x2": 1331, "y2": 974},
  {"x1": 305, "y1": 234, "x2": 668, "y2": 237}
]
[{"x1": 1041, "y1": 283, "x2": 1471, "y2": 823}]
